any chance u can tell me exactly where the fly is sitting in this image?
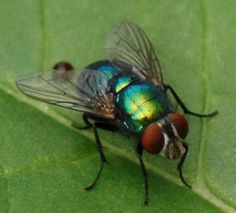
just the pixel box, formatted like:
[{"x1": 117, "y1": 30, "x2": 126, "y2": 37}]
[{"x1": 16, "y1": 21, "x2": 217, "y2": 205}]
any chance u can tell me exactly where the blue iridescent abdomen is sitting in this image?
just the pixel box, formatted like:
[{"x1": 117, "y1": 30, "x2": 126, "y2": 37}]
[
  {"x1": 113, "y1": 77, "x2": 172, "y2": 135},
  {"x1": 97, "y1": 64, "x2": 118, "y2": 79}
]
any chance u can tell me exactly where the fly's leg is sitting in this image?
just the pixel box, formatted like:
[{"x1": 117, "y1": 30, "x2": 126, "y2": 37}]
[
  {"x1": 72, "y1": 113, "x2": 92, "y2": 130},
  {"x1": 164, "y1": 85, "x2": 218, "y2": 117},
  {"x1": 84, "y1": 122, "x2": 109, "y2": 191},
  {"x1": 177, "y1": 142, "x2": 191, "y2": 188},
  {"x1": 72, "y1": 114, "x2": 108, "y2": 190},
  {"x1": 72, "y1": 113, "x2": 118, "y2": 131},
  {"x1": 136, "y1": 143, "x2": 149, "y2": 205}
]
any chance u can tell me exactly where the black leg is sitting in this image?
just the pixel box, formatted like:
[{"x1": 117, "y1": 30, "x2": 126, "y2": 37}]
[
  {"x1": 72, "y1": 113, "x2": 118, "y2": 131},
  {"x1": 85, "y1": 122, "x2": 108, "y2": 191},
  {"x1": 94, "y1": 123, "x2": 119, "y2": 131},
  {"x1": 177, "y1": 142, "x2": 191, "y2": 188},
  {"x1": 72, "y1": 113, "x2": 109, "y2": 190},
  {"x1": 136, "y1": 143, "x2": 149, "y2": 205},
  {"x1": 164, "y1": 85, "x2": 218, "y2": 117},
  {"x1": 72, "y1": 113, "x2": 93, "y2": 129}
]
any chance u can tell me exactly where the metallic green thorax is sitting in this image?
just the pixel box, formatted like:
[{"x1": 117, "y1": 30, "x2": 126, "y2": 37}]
[
  {"x1": 96, "y1": 63, "x2": 172, "y2": 135},
  {"x1": 113, "y1": 76, "x2": 172, "y2": 135}
]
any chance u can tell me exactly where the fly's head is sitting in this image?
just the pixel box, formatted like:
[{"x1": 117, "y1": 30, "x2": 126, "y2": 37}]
[{"x1": 141, "y1": 113, "x2": 188, "y2": 159}]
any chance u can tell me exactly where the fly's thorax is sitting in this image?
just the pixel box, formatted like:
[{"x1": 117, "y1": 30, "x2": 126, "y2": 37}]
[
  {"x1": 112, "y1": 77, "x2": 173, "y2": 135},
  {"x1": 141, "y1": 113, "x2": 188, "y2": 159}
]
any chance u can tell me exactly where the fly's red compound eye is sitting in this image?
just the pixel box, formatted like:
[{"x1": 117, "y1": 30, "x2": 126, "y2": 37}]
[
  {"x1": 168, "y1": 113, "x2": 188, "y2": 139},
  {"x1": 141, "y1": 123, "x2": 164, "y2": 154}
]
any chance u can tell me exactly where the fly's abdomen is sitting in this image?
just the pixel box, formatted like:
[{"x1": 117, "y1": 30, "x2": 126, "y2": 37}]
[
  {"x1": 86, "y1": 60, "x2": 119, "y2": 80},
  {"x1": 115, "y1": 81, "x2": 172, "y2": 135}
]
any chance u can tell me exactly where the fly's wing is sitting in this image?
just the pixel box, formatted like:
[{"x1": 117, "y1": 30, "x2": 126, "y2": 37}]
[
  {"x1": 106, "y1": 21, "x2": 164, "y2": 90},
  {"x1": 16, "y1": 68, "x2": 115, "y2": 119}
]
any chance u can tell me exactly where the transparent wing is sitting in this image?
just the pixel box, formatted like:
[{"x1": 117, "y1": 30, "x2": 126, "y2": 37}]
[
  {"x1": 16, "y1": 68, "x2": 115, "y2": 119},
  {"x1": 106, "y1": 21, "x2": 164, "y2": 90}
]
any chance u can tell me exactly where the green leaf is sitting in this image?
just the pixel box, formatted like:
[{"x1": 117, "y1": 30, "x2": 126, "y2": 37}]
[{"x1": 0, "y1": 0, "x2": 235, "y2": 212}]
